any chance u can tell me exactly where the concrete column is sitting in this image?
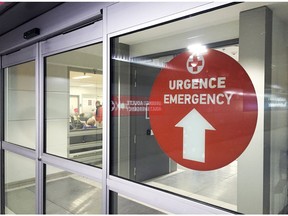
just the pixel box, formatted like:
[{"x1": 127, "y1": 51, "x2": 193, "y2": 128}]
[{"x1": 237, "y1": 6, "x2": 272, "y2": 214}]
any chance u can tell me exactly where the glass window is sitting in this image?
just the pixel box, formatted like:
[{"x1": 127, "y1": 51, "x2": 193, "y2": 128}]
[
  {"x1": 110, "y1": 6, "x2": 240, "y2": 212},
  {"x1": 5, "y1": 152, "x2": 35, "y2": 214},
  {"x1": 270, "y1": 3, "x2": 288, "y2": 214},
  {"x1": 110, "y1": 191, "x2": 165, "y2": 214},
  {"x1": 4, "y1": 61, "x2": 36, "y2": 149},
  {"x1": 110, "y1": 2, "x2": 288, "y2": 214},
  {"x1": 45, "y1": 165, "x2": 102, "y2": 214},
  {"x1": 45, "y1": 43, "x2": 103, "y2": 167}
]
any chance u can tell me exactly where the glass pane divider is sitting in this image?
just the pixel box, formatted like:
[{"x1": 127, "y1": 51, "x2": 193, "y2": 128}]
[
  {"x1": 107, "y1": 175, "x2": 233, "y2": 214},
  {"x1": 41, "y1": 153, "x2": 102, "y2": 182},
  {"x1": 2, "y1": 142, "x2": 35, "y2": 160}
]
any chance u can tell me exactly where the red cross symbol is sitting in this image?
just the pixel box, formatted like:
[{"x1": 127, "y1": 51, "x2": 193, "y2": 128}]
[{"x1": 188, "y1": 55, "x2": 203, "y2": 72}]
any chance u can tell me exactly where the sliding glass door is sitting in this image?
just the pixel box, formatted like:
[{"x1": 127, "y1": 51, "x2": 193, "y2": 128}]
[{"x1": 2, "y1": 20, "x2": 104, "y2": 214}]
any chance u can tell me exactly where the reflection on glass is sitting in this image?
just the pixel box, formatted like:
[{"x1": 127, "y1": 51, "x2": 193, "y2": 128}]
[
  {"x1": 45, "y1": 165, "x2": 102, "y2": 214},
  {"x1": 45, "y1": 43, "x2": 103, "y2": 167},
  {"x1": 110, "y1": 10, "x2": 239, "y2": 212},
  {"x1": 110, "y1": 3, "x2": 288, "y2": 212},
  {"x1": 4, "y1": 61, "x2": 36, "y2": 149},
  {"x1": 5, "y1": 151, "x2": 35, "y2": 214},
  {"x1": 110, "y1": 191, "x2": 165, "y2": 214}
]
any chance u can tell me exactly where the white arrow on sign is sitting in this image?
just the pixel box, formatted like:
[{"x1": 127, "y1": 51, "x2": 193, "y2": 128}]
[{"x1": 175, "y1": 108, "x2": 215, "y2": 163}]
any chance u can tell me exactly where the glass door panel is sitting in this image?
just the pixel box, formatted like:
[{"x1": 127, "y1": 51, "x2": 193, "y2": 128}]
[
  {"x1": 4, "y1": 61, "x2": 36, "y2": 149},
  {"x1": 45, "y1": 43, "x2": 103, "y2": 167},
  {"x1": 45, "y1": 165, "x2": 102, "y2": 214},
  {"x1": 5, "y1": 151, "x2": 36, "y2": 214}
]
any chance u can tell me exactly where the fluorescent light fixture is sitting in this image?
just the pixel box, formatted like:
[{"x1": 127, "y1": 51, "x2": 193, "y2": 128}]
[
  {"x1": 187, "y1": 44, "x2": 207, "y2": 55},
  {"x1": 72, "y1": 75, "x2": 92, "y2": 80}
]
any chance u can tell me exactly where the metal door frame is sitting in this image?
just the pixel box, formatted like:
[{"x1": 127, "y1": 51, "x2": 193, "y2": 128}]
[
  {"x1": 0, "y1": 20, "x2": 105, "y2": 214},
  {"x1": 1, "y1": 44, "x2": 38, "y2": 213}
]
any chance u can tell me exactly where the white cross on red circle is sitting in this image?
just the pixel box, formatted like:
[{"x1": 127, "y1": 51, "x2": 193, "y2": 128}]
[{"x1": 186, "y1": 54, "x2": 205, "y2": 74}]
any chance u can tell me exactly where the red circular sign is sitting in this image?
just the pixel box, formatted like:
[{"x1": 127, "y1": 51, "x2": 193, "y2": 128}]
[{"x1": 149, "y1": 49, "x2": 258, "y2": 171}]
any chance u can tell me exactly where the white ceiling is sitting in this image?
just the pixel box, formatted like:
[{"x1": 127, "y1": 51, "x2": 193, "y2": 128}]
[
  {"x1": 70, "y1": 71, "x2": 102, "y2": 89},
  {"x1": 119, "y1": 2, "x2": 273, "y2": 46},
  {"x1": 111, "y1": 2, "x2": 288, "y2": 60}
]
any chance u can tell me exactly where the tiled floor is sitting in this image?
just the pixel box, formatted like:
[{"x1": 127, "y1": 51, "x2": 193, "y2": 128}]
[
  {"x1": 146, "y1": 161, "x2": 237, "y2": 211},
  {"x1": 5, "y1": 176, "x2": 162, "y2": 214},
  {"x1": 6, "y1": 177, "x2": 102, "y2": 214},
  {"x1": 5, "y1": 162, "x2": 237, "y2": 214}
]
